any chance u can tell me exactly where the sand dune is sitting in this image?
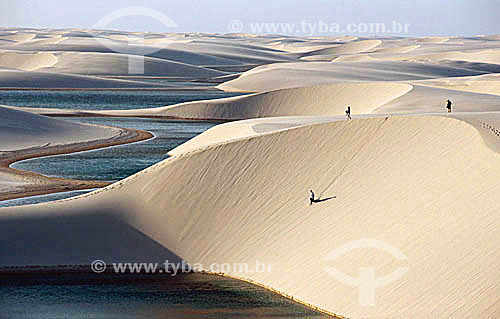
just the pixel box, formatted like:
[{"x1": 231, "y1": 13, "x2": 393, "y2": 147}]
[
  {"x1": 0, "y1": 105, "x2": 119, "y2": 151},
  {"x1": 373, "y1": 44, "x2": 421, "y2": 54},
  {"x1": 296, "y1": 39, "x2": 383, "y2": 62},
  {"x1": 0, "y1": 51, "x2": 57, "y2": 71},
  {"x1": 377, "y1": 84, "x2": 500, "y2": 113},
  {"x1": 9, "y1": 36, "x2": 296, "y2": 67},
  {"x1": 41, "y1": 52, "x2": 227, "y2": 77},
  {"x1": 415, "y1": 36, "x2": 450, "y2": 43},
  {"x1": 404, "y1": 49, "x2": 500, "y2": 65},
  {"x1": 417, "y1": 74, "x2": 500, "y2": 96},
  {"x1": 25, "y1": 36, "x2": 68, "y2": 45},
  {"x1": 331, "y1": 55, "x2": 379, "y2": 62},
  {"x1": 1, "y1": 114, "x2": 500, "y2": 318},
  {"x1": 0, "y1": 32, "x2": 36, "y2": 44},
  {"x1": 302, "y1": 39, "x2": 382, "y2": 57},
  {"x1": 74, "y1": 82, "x2": 412, "y2": 120},
  {"x1": 218, "y1": 60, "x2": 486, "y2": 92},
  {"x1": 2, "y1": 29, "x2": 500, "y2": 318},
  {"x1": 168, "y1": 116, "x2": 344, "y2": 156},
  {"x1": 0, "y1": 70, "x2": 173, "y2": 89}
]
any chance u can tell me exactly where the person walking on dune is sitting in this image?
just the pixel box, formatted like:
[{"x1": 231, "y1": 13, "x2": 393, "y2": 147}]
[
  {"x1": 345, "y1": 106, "x2": 351, "y2": 120},
  {"x1": 446, "y1": 99, "x2": 452, "y2": 113},
  {"x1": 309, "y1": 189, "x2": 315, "y2": 205}
]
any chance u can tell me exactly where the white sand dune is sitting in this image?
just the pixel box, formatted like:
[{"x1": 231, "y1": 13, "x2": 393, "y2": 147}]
[
  {"x1": 9, "y1": 36, "x2": 296, "y2": 67},
  {"x1": 416, "y1": 74, "x2": 500, "y2": 96},
  {"x1": 373, "y1": 44, "x2": 421, "y2": 54},
  {"x1": 415, "y1": 36, "x2": 450, "y2": 43},
  {"x1": 168, "y1": 116, "x2": 341, "y2": 156},
  {"x1": 0, "y1": 51, "x2": 57, "y2": 71},
  {"x1": 41, "y1": 52, "x2": 227, "y2": 77},
  {"x1": 299, "y1": 40, "x2": 383, "y2": 61},
  {"x1": 0, "y1": 171, "x2": 28, "y2": 193},
  {"x1": 0, "y1": 105, "x2": 119, "y2": 151},
  {"x1": 302, "y1": 39, "x2": 382, "y2": 57},
  {"x1": 1, "y1": 114, "x2": 500, "y2": 318},
  {"x1": 25, "y1": 36, "x2": 68, "y2": 46},
  {"x1": 2, "y1": 29, "x2": 500, "y2": 318},
  {"x1": 0, "y1": 70, "x2": 173, "y2": 89},
  {"x1": 404, "y1": 49, "x2": 500, "y2": 65},
  {"x1": 0, "y1": 105, "x2": 120, "y2": 194},
  {"x1": 76, "y1": 82, "x2": 412, "y2": 120},
  {"x1": 0, "y1": 32, "x2": 36, "y2": 44},
  {"x1": 9, "y1": 39, "x2": 249, "y2": 66},
  {"x1": 331, "y1": 55, "x2": 379, "y2": 62},
  {"x1": 218, "y1": 60, "x2": 486, "y2": 92},
  {"x1": 377, "y1": 84, "x2": 500, "y2": 113}
]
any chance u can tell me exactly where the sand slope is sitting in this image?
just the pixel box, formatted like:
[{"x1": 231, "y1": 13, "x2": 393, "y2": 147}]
[
  {"x1": 0, "y1": 70, "x2": 173, "y2": 89},
  {"x1": 42, "y1": 52, "x2": 227, "y2": 77},
  {"x1": 218, "y1": 60, "x2": 486, "y2": 92},
  {"x1": 0, "y1": 105, "x2": 118, "y2": 151},
  {"x1": 77, "y1": 82, "x2": 412, "y2": 120},
  {"x1": 1, "y1": 114, "x2": 500, "y2": 318},
  {"x1": 2, "y1": 29, "x2": 500, "y2": 318},
  {"x1": 0, "y1": 51, "x2": 57, "y2": 71}
]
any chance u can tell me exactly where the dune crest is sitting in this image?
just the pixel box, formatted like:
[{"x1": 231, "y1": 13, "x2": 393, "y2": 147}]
[
  {"x1": 1, "y1": 115, "x2": 500, "y2": 318},
  {"x1": 91, "y1": 82, "x2": 412, "y2": 120}
]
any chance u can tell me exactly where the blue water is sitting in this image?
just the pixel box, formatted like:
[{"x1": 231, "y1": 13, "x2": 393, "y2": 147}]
[
  {"x1": 0, "y1": 90, "x2": 243, "y2": 111},
  {"x1": 0, "y1": 189, "x2": 96, "y2": 208},
  {"x1": 0, "y1": 272, "x2": 324, "y2": 319},
  {"x1": 12, "y1": 117, "x2": 220, "y2": 182},
  {"x1": 6, "y1": 117, "x2": 221, "y2": 207},
  {"x1": 0, "y1": 92, "x2": 325, "y2": 318}
]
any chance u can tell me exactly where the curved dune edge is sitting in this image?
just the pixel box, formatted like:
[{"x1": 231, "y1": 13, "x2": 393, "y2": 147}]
[
  {"x1": 0, "y1": 106, "x2": 154, "y2": 200},
  {"x1": 0, "y1": 70, "x2": 174, "y2": 89},
  {"x1": 168, "y1": 116, "x2": 342, "y2": 156},
  {"x1": 0, "y1": 126, "x2": 153, "y2": 201},
  {"x1": 41, "y1": 52, "x2": 227, "y2": 77},
  {"x1": 0, "y1": 51, "x2": 58, "y2": 71},
  {"x1": 404, "y1": 49, "x2": 500, "y2": 65},
  {"x1": 87, "y1": 82, "x2": 413, "y2": 120},
  {"x1": 0, "y1": 33, "x2": 36, "y2": 43},
  {"x1": 415, "y1": 37, "x2": 449, "y2": 43},
  {"x1": 302, "y1": 40, "x2": 382, "y2": 57},
  {"x1": 415, "y1": 74, "x2": 500, "y2": 96},
  {"x1": 373, "y1": 45, "x2": 421, "y2": 54},
  {"x1": 1, "y1": 114, "x2": 500, "y2": 318},
  {"x1": 216, "y1": 60, "x2": 485, "y2": 93}
]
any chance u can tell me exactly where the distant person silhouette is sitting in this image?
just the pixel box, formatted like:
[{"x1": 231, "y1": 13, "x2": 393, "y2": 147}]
[
  {"x1": 345, "y1": 106, "x2": 351, "y2": 120},
  {"x1": 446, "y1": 99, "x2": 452, "y2": 113},
  {"x1": 309, "y1": 189, "x2": 315, "y2": 205}
]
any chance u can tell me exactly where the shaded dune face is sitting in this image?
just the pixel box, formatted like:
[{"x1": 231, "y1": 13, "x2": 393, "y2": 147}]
[
  {"x1": 1, "y1": 115, "x2": 500, "y2": 318},
  {"x1": 0, "y1": 206, "x2": 181, "y2": 265}
]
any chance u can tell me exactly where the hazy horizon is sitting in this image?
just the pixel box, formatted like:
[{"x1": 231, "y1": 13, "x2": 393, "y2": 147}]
[{"x1": 1, "y1": 0, "x2": 499, "y2": 37}]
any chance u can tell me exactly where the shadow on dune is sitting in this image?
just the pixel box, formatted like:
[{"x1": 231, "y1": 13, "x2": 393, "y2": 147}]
[
  {"x1": 0, "y1": 204, "x2": 182, "y2": 266},
  {"x1": 312, "y1": 196, "x2": 336, "y2": 203}
]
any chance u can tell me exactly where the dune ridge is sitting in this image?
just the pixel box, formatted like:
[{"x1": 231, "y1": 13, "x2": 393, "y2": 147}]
[
  {"x1": 1, "y1": 115, "x2": 500, "y2": 318},
  {"x1": 102, "y1": 82, "x2": 412, "y2": 120}
]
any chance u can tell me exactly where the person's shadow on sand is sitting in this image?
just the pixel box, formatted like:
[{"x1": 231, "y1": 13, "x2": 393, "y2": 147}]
[{"x1": 311, "y1": 196, "x2": 336, "y2": 203}]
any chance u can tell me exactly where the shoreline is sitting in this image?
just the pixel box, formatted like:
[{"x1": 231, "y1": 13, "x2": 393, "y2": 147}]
[
  {"x1": 0, "y1": 266, "x2": 340, "y2": 318},
  {"x1": 0, "y1": 127, "x2": 153, "y2": 201}
]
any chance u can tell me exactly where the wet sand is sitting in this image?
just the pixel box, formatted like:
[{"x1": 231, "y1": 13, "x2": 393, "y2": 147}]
[{"x1": 0, "y1": 127, "x2": 153, "y2": 201}]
